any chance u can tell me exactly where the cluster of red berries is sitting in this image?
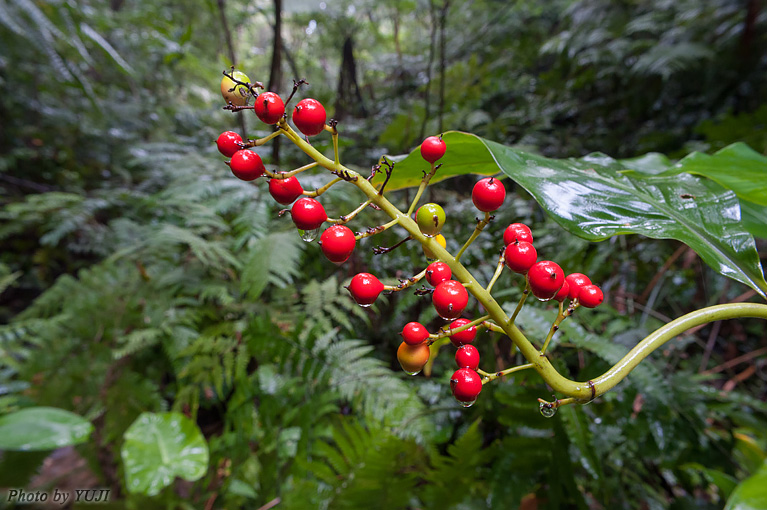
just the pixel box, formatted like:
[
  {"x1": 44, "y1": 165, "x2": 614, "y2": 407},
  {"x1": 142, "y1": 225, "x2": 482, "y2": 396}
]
[
  {"x1": 217, "y1": 71, "x2": 605, "y2": 409},
  {"x1": 503, "y1": 222, "x2": 603, "y2": 307}
]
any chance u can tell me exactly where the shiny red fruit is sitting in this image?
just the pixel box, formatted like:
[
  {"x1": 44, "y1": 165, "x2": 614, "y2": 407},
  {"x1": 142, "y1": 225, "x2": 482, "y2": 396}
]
[
  {"x1": 347, "y1": 273, "x2": 384, "y2": 306},
  {"x1": 425, "y1": 261, "x2": 452, "y2": 287},
  {"x1": 292, "y1": 98, "x2": 327, "y2": 136},
  {"x1": 471, "y1": 177, "x2": 506, "y2": 212},
  {"x1": 420, "y1": 135, "x2": 446, "y2": 163},
  {"x1": 503, "y1": 223, "x2": 533, "y2": 245},
  {"x1": 254, "y1": 91, "x2": 285, "y2": 125},
  {"x1": 268, "y1": 175, "x2": 304, "y2": 205},
  {"x1": 450, "y1": 368, "x2": 482, "y2": 403},
  {"x1": 527, "y1": 261, "x2": 565, "y2": 301},
  {"x1": 401, "y1": 322, "x2": 430, "y2": 346},
  {"x1": 554, "y1": 280, "x2": 570, "y2": 302},
  {"x1": 565, "y1": 273, "x2": 592, "y2": 300},
  {"x1": 433, "y1": 280, "x2": 469, "y2": 320},
  {"x1": 504, "y1": 241, "x2": 537, "y2": 274},
  {"x1": 319, "y1": 225, "x2": 356, "y2": 263},
  {"x1": 216, "y1": 131, "x2": 243, "y2": 157},
  {"x1": 455, "y1": 345, "x2": 480, "y2": 371},
  {"x1": 448, "y1": 318, "x2": 477, "y2": 347},
  {"x1": 579, "y1": 284, "x2": 604, "y2": 308},
  {"x1": 229, "y1": 150, "x2": 265, "y2": 181},
  {"x1": 290, "y1": 197, "x2": 327, "y2": 231}
]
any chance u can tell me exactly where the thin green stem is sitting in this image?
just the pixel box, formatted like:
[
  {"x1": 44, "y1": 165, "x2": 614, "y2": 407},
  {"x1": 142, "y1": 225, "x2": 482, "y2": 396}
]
[
  {"x1": 485, "y1": 251, "x2": 506, "y2": 293},
  {"x1": 455, "y1": 212, "x2": 491, "y2": 262},
  {"x1": 509, "y1": 280, "x2": 529, "y2": 325},
  {"x1": 540, "y1": 301, "x2": 568, "y2": 354},
  {"x1": 303, "y1": 176, "x2": 342, "y2": 197},
  {"x1": 481, "y1": 363, "x2": 534, "y2": 384},
  {"x1": 282, "y1": 161, "x2": 318, "y2": 178},
  {"x1": 406, "y1": 164, "x2": 438, "y2": 216},
  {"x1": 355, "y1": 218, "x2": 400, "y2": 240},
  {"x1": 241, "y1": 130, "x2": 281, "y2": 148},
  {"x1": 431, "y1": 314, "x2": 490, "y2": 340}
]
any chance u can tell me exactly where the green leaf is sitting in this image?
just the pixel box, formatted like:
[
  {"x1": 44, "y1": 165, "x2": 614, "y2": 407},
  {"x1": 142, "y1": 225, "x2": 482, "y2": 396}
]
[
  {"x1": 121, "y1": 412, "x2": 209, "y2": 496},
  {"x1": 740, "y1": 200, "x2": 767, "y2": 240},
  {"x1": 0, "y1": 407, "x2": 93, "y2": 451},
  {"x1": 725, "y1": 460, "x2": 767, "y2": 510},
  {"x1": 665, "y1": 143, "x2": 767, "y2": 206},
  {"x1": 381, "y1": 132, "x2": 767, "y2": 298}
]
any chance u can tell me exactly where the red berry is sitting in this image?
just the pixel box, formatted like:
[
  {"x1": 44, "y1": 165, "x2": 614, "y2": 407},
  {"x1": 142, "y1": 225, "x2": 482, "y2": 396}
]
[
  {"x1": 504, "y1": 241, "x2": 537, "y2": 274},
  {"x1": 268, "y1": 175, "x2": 304, "y2": 205},
  {"x1": 527, "y1": 261, "x2": 565, "y2": 301},
  {"x1": 455, "y1": 345, "x2": 480, "y2": 371},
  {"x1": 579, "y1": 284, "x2": 604, "y2": 308},
  {"x1": 229, "y1": 150, "x2": 265, "y2": 181},
  {"x1": 216, "y1": 131, "x2": 243, "y2": 157},
  {"x1": 420, "y1": 135, "x2": 446, "y2": 163},
  {"x1": 346, "y1": 273, "x2": 384, "y2": 306},
  {"x1": 292, "y1": 98, "x2": 327, "y2": 136},
  {"x1": 425, "y1": 261, "x2": 452, "y2": 286},
  {"x1": 565, "y1": 273, "x2": 592, "y2": 300},
  {"x1": 290, "y1": 197, "x2": 327, "y2": 231},
  {"x1": 471, "y1": 177, "x2": 506, "y2": 212},
  {"x1": 319, "y1": 225, "x2": 356, "y2": 263},
  {"x1": 503, "y1": 223, "x2": 533, "y2": 246},
  {"x1": 433, "y1": 280, "x2": 469, "y2": 320},
  {"x1": 450, "y1": 368, "x2": 482, "y2": 404},
  {"x1": 448, "y1": 318, "x2": 477, "y2": 347},
  {"x1": 254, "y1": 91, "x2": 285, "y2": 125},
  {"x1": 554, "y1": 280, "x2": 570, "y2": 302},
  {"x1": 401, "y1": 322, "x2": 430, "y2": 346}
]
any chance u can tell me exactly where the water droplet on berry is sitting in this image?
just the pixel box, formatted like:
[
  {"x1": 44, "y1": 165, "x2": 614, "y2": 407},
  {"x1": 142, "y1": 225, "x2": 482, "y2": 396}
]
[
  {"x1": 300, "y1": 227, "x2": 320, "y2": 242},
  {"x1": 458, "y1": 399, "x2": 476, "y2": 408},
  {"x1": 403, "y1": 369, "x2": 421, "y2": 376},
  {"x1": 539, "y1": 402, "x2": 557, "y2": 418},
  {"x1": 358, "y1": 303, "x2": 372, "y2": 308}
]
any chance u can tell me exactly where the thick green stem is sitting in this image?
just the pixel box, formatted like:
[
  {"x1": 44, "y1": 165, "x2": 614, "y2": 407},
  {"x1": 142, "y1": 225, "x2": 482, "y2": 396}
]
[{"x1": 274, "y1": 122, "x2": 767, "y2": 403}]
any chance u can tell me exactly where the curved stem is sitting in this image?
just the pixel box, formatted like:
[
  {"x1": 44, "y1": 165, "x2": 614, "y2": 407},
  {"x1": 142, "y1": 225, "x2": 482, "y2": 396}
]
[
  {"x1": 273, "y1": 120, "x2": 767, "y2": 403},
  {"x1": 455, "y1": 212, "x2": 491, "y2": 262}
]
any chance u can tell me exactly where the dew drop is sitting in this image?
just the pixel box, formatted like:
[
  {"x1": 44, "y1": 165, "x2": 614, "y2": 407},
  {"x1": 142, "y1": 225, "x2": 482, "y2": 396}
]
[
  {"x1": 459, "y1": 399, "x2": 476, "y2": 408},
  {"x1": 539, "y1": 402, "x2": 557, "y2": 418},
  {"x1": 358, "y1": 303, "x2": 372, "y2": 308},
  {"x1": 403, "y1": 369, "x2": 421, "y2": 376},
  {"x1": 300, "y1": 227, "x2": 320, "y2": 242}
]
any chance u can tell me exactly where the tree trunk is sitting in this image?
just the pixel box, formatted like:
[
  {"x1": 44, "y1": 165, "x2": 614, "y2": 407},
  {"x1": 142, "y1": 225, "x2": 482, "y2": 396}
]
[
  {"x1": 268, "y1": 0, "x2": 283, "y2": 164},
  {"x1": 216, "y1": 0, "x2": 246, "y2": 137},
  {"x1": 419, "y1": 0, "x2": 438, "y2": 140},
  {"x1": 335, "y1": 36, "x2": 367, "y2": 120},
  {"x1": 438, "y1": 1, "x2": 449, "y2": 133}
]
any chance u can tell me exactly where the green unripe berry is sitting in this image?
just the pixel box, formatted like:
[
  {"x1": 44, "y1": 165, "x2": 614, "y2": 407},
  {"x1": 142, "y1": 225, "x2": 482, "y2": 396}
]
[
  {"x1": 221, "y1": 70, "x2": 251, "y2": 106},
  {"x1": 415, "y1": 203, "x2": 446, "y2": 237}
]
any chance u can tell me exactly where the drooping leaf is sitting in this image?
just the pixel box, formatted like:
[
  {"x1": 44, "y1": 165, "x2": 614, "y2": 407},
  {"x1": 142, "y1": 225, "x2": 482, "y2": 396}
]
[
  {"x1": 380, "y1": 132, "x2": 767, "y2": 298},
  {"x1": 121, "y1": 412, "x2": 209, "y2": 496},
  {"x1": 0, "y1": 407, "x2": 93, "y2": 451}
]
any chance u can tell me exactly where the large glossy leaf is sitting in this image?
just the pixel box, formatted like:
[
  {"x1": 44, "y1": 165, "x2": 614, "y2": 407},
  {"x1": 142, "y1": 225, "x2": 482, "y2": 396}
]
[
  {"x1": 121, "y1": 412, "x2": 209, "y2": 496},
  {"x1": 725, "y1": 460, "x2": 767, "y2": 510},
  {"x1": 380, "y1": 132, "x2": 767, "y2": 298},
  {"x1": 0, "y1": 407, "x2": 93, "y2": 451}
]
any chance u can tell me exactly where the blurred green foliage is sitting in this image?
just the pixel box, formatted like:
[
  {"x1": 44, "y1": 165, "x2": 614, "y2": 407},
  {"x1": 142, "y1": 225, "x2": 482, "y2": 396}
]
[{"x1": 1, "y1": 0, "x2": 766, "y2": 508}]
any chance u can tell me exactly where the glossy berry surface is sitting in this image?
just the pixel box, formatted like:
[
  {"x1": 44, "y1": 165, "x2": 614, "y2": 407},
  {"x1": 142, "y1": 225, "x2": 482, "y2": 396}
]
[
  {"x1": 420, "y1": 135, "x2": 446, "y2": 163},
  {"x1": 423, "y1": 234, "x2": 446, "y2": 260},
  {"x1": 503, "y1": 223, "x2": 533, "y2": 245},
  {"x1": 448, "y1": 318, "x2": 477, "y2": 347},
  {"x1": 433, "y1": 280, "x2": 469, "y2": 320},
  {"x1": 221, "y1": 70, "x2": 250, "y2": 106},
  {"x1": 229, "y1": 150, "x2": 265, "y2": 181},
  {"x1": 401, "y1": 322, "x2": 430, "y2": 346},
  {"x1": 527, "y1": 261, "x2": 565, "y2": 301},
  {"x1": 254, "y1": 91, "x2": 285, "y2": 125},
  {"x1": 425, "y1": 261, "x2": 452, "y2": 286},
  {"x1": 565, "y1": 273, "x2": 592, "y2": 300},
  {"x1": 347, "y1": 272, "x2": 384, "y2": 306},
  {"x1": 450, "y1": 368, "x2": 482, "y2": 403},
  {"x1": 216, "y1": 131, "x2": 243, "y2": 158},
  {"x1": 471, "y1": 177, "x2": 506, "y2": 212},
  {"x1": 415, "y1": 203, "x2": 446, "y2": 236},
  {"x1": 290, "y1": 197, "x2": 327, "y2": 231},
  {"x1": 268, "y1": 175, "x2": 303, "y2": 205},
  {"x1": 397, "y1": 342, "x2": 430, "y2": 375},
  {"x1": 504, "y1": 241, "x2": 537, "y2": 274},
  {"x1": 579, "y1": 284, "x2": 604, "y2": 308},
  {"x1": 455, "y1": 345, "x2": 480, "y2": 371},
  {"x1": 554, "y1": 280, "x2": 570, "y2": 302},
  {"x1": 292, "y1": 98, "x2": 327, "y2": 136},
  {"x1": 319, "y1": 225, "x2": 356, "y2": 263}
]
